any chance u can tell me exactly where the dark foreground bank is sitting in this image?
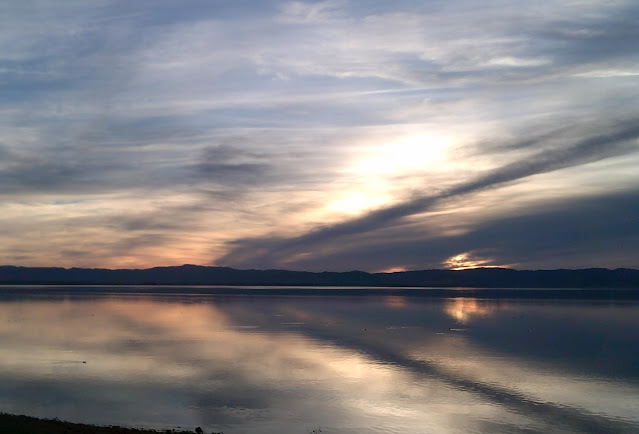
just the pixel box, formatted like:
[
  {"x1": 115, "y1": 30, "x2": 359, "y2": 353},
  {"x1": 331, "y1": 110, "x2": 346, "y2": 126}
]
[{"x1": 0, "y1": 413, "x2": 209, "y2": 434}]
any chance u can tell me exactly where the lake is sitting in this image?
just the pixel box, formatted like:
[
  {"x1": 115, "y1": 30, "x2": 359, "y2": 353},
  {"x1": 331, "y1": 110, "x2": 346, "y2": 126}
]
[{"x1": 1, "y1": 286, "x2": 638, "y2": 433}]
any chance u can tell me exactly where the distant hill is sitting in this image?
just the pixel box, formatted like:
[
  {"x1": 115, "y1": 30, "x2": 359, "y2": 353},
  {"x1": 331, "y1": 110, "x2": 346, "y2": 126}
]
[{"x1": 0, "y1": 265, "x2": 638, "y2": 288}]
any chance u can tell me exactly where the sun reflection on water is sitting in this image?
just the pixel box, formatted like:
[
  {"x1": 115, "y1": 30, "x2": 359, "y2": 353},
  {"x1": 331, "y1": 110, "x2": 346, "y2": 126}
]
[{"x1": 443, "y1": 298, "x2": 500, "y2": 324}]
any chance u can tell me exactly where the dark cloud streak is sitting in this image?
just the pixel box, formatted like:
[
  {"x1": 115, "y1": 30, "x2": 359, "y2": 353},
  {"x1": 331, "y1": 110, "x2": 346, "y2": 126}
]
[
  {"x1": 276, "y1": 188, "x2": 639, "y2": 272},
  {"x1": 197, "y1": 144, "x2": 272, "y2": 185}
]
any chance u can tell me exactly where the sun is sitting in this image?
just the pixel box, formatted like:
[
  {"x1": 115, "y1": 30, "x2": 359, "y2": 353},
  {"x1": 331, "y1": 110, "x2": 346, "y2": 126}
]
[
  {"x1": 327, "y1": 131, "x2": 456, "y2": 216},
  {"x1": 352, "y1": 132, "x2": 453, "y2": 176},
  {"x1": 444, "y1": 252, "x2": 499, "y2": 270}
]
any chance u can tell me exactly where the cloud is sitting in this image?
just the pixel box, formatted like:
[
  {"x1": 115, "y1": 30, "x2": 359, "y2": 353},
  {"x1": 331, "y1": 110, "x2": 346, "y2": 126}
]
[
  {"x1": 298, "y1": 187, "x2": 639, "y2": 272},
  {"x1": 255, "y1": 0, "x2": 639, "y2": 88},
  {"x1": 216, "y1": 120, "x2": 639, "y2": 270},
  {"x1": 279, "y1": 0, "x2": 343, "y2": 23},
  {"x1": 196, "y1": 144, "x2": 272, "y2": 185},
  {"x1": 2, "y1": 0, "x2": 639, "y2": 269},
  {"x1": 0, "y1": 142, "x2": 178, "y2": 195}
]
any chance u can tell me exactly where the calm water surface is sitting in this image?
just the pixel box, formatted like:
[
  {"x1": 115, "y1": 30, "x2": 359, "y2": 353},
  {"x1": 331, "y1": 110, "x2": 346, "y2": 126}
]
[{"x1": 1, "y1": 286, "x2": 638, "y2": 433}]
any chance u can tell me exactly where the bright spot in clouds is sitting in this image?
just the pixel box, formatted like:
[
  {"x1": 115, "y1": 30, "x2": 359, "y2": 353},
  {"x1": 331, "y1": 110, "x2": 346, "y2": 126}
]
[
  {"x1": 352, "y1": 133, "x2": 453, "y2": 176},
  {"x1": 378, "y1": 266, "x2": 408, "y2": 274},
  {"x1": 444, "y1": 252, "x2": 502, "y2": 270}
]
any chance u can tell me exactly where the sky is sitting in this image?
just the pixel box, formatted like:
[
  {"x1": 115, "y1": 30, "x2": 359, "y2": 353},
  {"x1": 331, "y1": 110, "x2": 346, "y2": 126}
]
[{"x1": 1, "y1": 0, "x2": 639, "y2": 272}]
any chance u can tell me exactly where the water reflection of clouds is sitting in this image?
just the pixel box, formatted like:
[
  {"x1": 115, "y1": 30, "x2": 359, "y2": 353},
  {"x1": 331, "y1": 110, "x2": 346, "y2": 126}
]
[
  {"x1": 1, "y1": 294, "x2": 638, "y2": 433},
  {"x1": 0, "y1": 298, "x2": 463, "y2": 432},
  {"x1": 383, "y1": 295, "x2": 407, "y2": 309},
  {"x1": 256, "y1": 296, "x2": 639, "y2": 431}
]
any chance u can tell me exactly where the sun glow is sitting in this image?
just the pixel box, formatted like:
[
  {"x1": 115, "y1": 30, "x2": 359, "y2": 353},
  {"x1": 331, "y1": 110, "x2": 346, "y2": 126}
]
[
  {"x1": 328, "y1": 191, "x2": 391, "y2": 214},
  {"x1": 444, "y1": 252, "x2": 500, "y2": 270},
  {"x1": 327, "y1": 132, "x2": 455, "y2": 217},
  {"x1": 378, "y1": 266, "x2": 408, "y2": 273},
  {"x1": 353, "y1": 133, "x2": 453, "y2": 175}
]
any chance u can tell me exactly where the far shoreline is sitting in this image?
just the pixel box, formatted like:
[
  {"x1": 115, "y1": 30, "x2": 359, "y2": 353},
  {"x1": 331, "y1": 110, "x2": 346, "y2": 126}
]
[
  {"x1": 1, "y1": 265, "x2": 638, "y2": 289},
  {"x1": 1, "y1": 285, "x2": 639, "y2": 300}
]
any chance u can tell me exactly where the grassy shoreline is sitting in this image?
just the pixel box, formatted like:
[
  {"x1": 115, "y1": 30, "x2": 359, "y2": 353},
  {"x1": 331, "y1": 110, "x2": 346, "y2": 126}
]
[{"x1": 0, "y1": 413, "x2": 203, "y2": 434}]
